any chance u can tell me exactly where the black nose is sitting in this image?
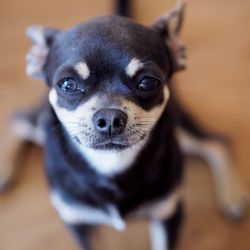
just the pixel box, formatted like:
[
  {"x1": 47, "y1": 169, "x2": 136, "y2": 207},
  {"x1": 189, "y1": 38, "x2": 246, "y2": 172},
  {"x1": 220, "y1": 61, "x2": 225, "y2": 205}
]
[{"x1": 93, "y1": 109, "x2": 128, "y2": 136}]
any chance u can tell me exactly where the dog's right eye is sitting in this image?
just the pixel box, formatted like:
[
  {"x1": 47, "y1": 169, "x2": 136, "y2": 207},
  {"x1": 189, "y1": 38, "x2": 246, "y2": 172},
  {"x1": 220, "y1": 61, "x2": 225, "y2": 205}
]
[{"x1": 58, "y1": 79, "x2": 82, "y2": 93}]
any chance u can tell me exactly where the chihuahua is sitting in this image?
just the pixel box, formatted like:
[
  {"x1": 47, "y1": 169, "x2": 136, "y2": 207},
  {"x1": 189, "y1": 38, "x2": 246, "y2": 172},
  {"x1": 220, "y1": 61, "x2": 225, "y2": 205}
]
[{"x1": 0, "y1": 1, "x2": 247, "y2": 249}]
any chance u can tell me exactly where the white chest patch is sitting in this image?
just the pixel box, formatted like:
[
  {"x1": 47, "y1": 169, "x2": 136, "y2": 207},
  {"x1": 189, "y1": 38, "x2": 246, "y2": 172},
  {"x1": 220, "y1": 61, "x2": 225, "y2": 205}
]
[{"x1": 50, "y1": 191, "x2": 126, "y2": 231}]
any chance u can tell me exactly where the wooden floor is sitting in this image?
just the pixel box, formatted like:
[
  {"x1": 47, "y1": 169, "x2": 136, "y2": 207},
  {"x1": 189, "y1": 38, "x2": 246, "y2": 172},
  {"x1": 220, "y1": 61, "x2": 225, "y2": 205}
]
[{"x1": 0, "y1": 0, "x2": 250, "y2": 249}]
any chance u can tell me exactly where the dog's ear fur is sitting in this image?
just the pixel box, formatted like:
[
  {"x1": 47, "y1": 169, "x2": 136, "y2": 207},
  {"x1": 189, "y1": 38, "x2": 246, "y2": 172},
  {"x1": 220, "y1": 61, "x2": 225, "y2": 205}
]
[
  {"x1": 153, "y1": 0, "x2": 186, "y2": 71},
  {"x1": 26, "y1": 26, "x2": 60, "y2": 80}
]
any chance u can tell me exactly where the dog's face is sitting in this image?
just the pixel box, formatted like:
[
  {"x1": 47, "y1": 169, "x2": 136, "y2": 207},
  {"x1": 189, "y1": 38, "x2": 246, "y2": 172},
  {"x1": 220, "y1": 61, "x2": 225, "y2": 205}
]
[{"x1": 26, "y1": 1, "x2": 186, "y2": 152}]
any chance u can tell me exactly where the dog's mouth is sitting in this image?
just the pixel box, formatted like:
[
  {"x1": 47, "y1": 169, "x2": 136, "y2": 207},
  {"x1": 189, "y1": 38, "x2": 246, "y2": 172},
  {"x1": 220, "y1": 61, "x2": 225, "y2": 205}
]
[
  {"x1": 71, "y1": 122, "x2": 150, "y2": 151},
  {"x1": 74, "y1": 133, "x2": 147, "y2": 151},
  {"x1": 92, "y1": 141, "x2": 129, "y2": 150},
  {"x1": 90, "y1": 133, "x2": 148, "y2": 150}
]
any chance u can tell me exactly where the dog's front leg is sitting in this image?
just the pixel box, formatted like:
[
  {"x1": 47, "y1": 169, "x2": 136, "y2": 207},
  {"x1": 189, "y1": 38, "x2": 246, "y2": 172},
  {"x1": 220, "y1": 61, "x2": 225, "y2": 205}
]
[
  {"x1": 149, "y1": 203, "x2": 184, "y2": 250},
  {"x1": 68, "y1": 223, "x2": 94, "y2": 250}
]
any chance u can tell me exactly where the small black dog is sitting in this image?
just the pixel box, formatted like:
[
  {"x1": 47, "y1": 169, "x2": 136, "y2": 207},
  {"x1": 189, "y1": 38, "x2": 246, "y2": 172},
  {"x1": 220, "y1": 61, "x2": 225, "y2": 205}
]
[{"x1": 1, "y1": 1, "x2": 247, "y2": 250}]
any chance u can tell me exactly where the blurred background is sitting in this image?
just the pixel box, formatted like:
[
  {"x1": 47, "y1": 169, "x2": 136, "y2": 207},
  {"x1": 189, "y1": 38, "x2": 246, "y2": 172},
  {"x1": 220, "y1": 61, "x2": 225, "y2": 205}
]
[{"x1": 0, "y1": 0, "x2": 250, "y2": 249}]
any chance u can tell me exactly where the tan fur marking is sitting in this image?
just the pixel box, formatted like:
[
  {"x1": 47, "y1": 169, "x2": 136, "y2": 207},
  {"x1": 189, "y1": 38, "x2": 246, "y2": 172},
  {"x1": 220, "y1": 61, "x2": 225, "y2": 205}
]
[
  {"x1": 132, "y1": 189, "x2": 181, "y2": 220},
  {"x1": 74, "y1": 62, "x2": 90, "y2": 80},
  {"x1": 125, "y1": 58, "x2": 143, "y2": 77}
]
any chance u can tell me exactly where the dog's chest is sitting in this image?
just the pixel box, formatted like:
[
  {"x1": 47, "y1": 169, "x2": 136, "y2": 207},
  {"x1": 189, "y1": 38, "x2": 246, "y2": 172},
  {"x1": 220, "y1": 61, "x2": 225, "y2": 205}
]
[
  {"x1": 50, "y1": 190, "x2": 126, "y2": 231},
  {"x1": 50, "y1": 188, "x2": 181, "y2": 231}
]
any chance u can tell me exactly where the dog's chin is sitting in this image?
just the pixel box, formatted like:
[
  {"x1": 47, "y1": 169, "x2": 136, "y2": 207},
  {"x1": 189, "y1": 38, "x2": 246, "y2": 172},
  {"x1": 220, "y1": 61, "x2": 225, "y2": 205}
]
[
  {"x1": 91, "y1": 142, "x2": 129, "y2": 151},
  {"x1": 77, "y1": 138, "x2": 144, "y2": 151},
  {"x1": 87, "y1": 135, "x2": 148, "y2": 151}
]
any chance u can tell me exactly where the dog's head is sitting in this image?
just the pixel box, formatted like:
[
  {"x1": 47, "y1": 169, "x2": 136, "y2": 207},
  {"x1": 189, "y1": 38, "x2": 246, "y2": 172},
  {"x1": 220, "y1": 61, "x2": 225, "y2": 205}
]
[{"x1": 26, "y1": 1, "x2": 186, "y2": 152}]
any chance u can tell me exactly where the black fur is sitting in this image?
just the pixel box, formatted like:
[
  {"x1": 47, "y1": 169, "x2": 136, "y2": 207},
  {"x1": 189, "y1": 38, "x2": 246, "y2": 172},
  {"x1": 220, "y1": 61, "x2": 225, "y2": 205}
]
[
  {"x1": 162, "y1": 202, "x2": 184, "y2": 249},
  {"x1": 115, "y1": 0, "x2": 131, "y2": 17},
  {"x1": 69, "y1": 224, "x2": 94, "y2": 250}
]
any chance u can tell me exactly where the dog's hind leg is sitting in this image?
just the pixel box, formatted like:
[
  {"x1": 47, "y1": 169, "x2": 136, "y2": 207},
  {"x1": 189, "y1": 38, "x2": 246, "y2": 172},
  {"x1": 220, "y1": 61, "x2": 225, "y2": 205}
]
[
  {"x1": 11, "y1": 97, "x2": 48, "y2": 146},
  {"x1": 0, "y1": 129, "x2": 26, "y2": 191},
  {"x1": 175, "y1": 104, "x2": 247, "y2": 219},
  {"x1": 0, "y1": 98, "x2": 48, "y2": 191}
]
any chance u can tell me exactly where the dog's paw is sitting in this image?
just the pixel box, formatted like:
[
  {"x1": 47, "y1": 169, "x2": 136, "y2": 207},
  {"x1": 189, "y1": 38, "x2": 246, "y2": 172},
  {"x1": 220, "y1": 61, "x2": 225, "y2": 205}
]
[
  {"x1": 0, "y1": 163, "x2": 15, "y2": 192},
  {"x1": 219, "y1": 176, "x2": 248, "y2": 221},
  {"x1": 0, "y1": 137, "x2": 21, "y2": 192},
  {"x1": 222, "y1": 196, "x2": 247, "y2": 221}
]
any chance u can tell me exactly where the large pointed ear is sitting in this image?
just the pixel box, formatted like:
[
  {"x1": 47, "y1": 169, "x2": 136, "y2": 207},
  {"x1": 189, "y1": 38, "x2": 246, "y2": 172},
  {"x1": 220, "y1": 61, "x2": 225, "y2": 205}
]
[
  {"x1": 153, "y1": 0, "x2": 186, "y2": 71},
  {"x1": 26, "y1": 26, "x2": 60, "y2": 80}
]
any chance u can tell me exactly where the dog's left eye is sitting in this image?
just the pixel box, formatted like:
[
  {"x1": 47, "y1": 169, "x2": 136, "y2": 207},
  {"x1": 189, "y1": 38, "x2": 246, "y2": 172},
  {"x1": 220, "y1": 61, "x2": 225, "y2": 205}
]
[
  {"x1": 137, "y1": 77, "x2": 160, "y2": 92},
  {"x1": 58, "y1": 79, "x2": 80, "y2": 93}
]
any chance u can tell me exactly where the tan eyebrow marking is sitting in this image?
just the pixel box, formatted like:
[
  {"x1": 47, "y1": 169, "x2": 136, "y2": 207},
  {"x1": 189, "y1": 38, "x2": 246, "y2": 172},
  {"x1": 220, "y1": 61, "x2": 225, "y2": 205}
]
[
  {"x1": 125, "y1": 58, "x2": 143, "y2": 77},
  {"x1": 74, "y1": 62, "x2": 90, "y2": 80}
]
